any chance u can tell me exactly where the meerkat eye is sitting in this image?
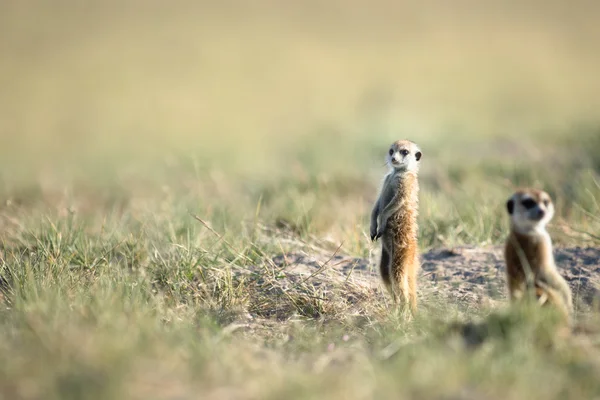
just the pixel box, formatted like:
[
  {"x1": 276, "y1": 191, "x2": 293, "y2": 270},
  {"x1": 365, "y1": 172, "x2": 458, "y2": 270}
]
[
  {"x1": 400, "y1": 149, "x2": 409, "y2": 156},
  {"x1": 506, "y1": 199, "x2": 514, "y2": 214},
  {"x1": 521, "y1": 199, "x2": 537, "y2": 209},
  {"x1": 389, "y1": 149, "x2": 394, "y2": 156}
]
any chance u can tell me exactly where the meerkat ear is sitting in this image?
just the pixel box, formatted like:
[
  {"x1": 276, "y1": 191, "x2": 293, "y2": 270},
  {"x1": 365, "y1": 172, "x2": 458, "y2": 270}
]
[
  {"x1": 506, "y1": 199, "x2": 514, "y2": 215},
  {"x1": 415, "y1": 151, "x2": 422, "y2": 161}
]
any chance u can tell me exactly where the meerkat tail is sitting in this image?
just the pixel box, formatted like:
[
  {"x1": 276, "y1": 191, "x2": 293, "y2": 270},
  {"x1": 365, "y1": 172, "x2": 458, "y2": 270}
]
[{"x1": 379, "y1": 245, "x2": 392, "y2": 294}]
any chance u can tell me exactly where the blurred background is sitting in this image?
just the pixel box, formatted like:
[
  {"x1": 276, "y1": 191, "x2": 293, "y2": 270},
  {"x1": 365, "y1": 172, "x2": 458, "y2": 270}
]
[
  {"x1": 2, "y1": 1, "x2": 599, "y2": 162},
  {"x1": 1, "y1": 0, "x2": 599, "y2": 247}
]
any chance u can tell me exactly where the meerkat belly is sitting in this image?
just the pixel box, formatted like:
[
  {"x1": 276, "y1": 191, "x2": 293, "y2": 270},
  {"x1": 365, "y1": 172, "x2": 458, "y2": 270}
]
[{"x1": 386, "y1": 211, "x2": 416, "y2": 247}]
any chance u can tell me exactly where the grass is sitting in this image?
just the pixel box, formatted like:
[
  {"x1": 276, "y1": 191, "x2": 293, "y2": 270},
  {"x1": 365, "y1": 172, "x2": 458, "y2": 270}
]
[{"x1": 1, "y1": 1, "x2": 600, "y2": 399}]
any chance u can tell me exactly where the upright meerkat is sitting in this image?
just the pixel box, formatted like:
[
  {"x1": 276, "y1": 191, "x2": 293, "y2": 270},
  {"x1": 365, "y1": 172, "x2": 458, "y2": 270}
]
[
  {"x1": 370, "y1": 139, "x2": 422, "y2": 314},
  {"x1": 504, "y1": 188, "x2": 573, "y2": 321}
]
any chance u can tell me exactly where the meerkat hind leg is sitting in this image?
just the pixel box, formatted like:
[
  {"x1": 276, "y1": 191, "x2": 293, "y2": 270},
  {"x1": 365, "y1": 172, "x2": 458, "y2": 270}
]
[
  {"x1": 402, "y1": 279, "x2": 413, "y2": 318},
  {"x1": 408, "y1": 270, "x2": 418, "y2": 314},
  {"x1": 390, "y1": 267, "x2": 412, "y2": 317},
  {"x1": 536, "y1": 291, "x2": 549, "y2": 306}
]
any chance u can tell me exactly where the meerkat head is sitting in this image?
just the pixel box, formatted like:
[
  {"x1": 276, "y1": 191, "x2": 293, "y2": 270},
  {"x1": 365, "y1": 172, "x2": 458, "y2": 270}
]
[
  {"x1": 506, "y1": 188, "x2": 555, "y2": 234},
  {"x1": 387, "y1": 140, "x2": 422, "y2": 173}
]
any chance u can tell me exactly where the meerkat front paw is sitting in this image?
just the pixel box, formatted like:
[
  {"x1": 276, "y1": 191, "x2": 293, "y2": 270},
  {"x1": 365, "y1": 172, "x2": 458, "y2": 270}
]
[
  {"x1": 370, "y1": 224, "x2": 378, "y2": 241},
  {"x1": 375, "y1": 225, "x2": 385, "y2": 240}
]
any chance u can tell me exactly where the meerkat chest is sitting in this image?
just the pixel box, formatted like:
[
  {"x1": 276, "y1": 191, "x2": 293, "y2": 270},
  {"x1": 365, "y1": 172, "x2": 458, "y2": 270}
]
[
  {"x1": 387, "y1": 207, "x2": 410, "y2": 225},
  {"x1": 509, "y1": 234, "x2": 548, "y2": 275},
  {"x1": 386, "y1": 207, "x2": 417, "y2": 240}
]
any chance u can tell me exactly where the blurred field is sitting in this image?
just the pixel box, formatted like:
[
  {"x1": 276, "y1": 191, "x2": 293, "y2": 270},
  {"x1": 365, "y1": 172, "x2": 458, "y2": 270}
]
[{"x1": 1, "y1": 1, "x2": 600, "y2": 399}]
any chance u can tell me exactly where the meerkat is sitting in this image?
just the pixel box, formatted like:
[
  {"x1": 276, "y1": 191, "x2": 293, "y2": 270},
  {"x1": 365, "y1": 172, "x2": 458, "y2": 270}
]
[
  {"x1": 504, "y1": 188, "x2": 573, "y2": 321},
  {"x1": 370, "y1": 139, "x2": 422, "y2": 314}
]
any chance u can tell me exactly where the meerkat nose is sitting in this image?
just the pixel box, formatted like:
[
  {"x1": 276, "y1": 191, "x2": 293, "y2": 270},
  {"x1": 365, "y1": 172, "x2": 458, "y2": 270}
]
[{"x1": 537, "y1": 209, "x2": 546, "y2": 219}]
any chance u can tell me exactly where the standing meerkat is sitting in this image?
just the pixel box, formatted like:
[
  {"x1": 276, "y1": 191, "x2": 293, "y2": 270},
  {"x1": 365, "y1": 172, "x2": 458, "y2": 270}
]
[
  {"x1": 504, "y1": 188, "x2": 573, "y2": 321},
  {"x1": 370, "y1": 139, "x2": 422, "y2": 314}
]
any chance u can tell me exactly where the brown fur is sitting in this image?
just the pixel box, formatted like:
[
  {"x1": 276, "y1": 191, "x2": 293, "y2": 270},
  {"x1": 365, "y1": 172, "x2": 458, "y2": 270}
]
[
  {"x1": 381, "y1": 172, "x2": 420, "y2": 312},
  {"x1": 371, "y1": 140, "x2": 421, "y2": 314},
  {"x1": 504, "y1": 189, "x2": 573, "y2": 322}
]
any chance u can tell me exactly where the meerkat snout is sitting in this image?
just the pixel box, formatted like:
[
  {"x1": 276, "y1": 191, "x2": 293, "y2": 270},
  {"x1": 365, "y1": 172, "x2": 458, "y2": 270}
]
[{"x1": 535, "y1": 209, "x2": 546, "y2": 220}]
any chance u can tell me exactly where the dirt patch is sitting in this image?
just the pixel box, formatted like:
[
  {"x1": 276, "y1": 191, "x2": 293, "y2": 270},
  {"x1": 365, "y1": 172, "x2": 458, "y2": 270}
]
[{"x1": 258, "y1": 246, "x2": 600, "y2": 316}]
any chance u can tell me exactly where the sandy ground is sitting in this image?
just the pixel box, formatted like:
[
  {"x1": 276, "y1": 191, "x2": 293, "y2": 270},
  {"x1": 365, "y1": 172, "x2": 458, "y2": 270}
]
[{"x1": 265, "y1": 246, "x2": 600, "y2": 316}]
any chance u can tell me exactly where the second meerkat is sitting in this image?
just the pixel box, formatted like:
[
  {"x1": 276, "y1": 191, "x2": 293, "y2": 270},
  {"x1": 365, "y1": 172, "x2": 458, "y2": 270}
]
[
  {"x1": 370, "y1": 140, "x2": 422, "y2": 313},
  {"x1": 504, "y1": 188, "x2": 573, "y2": 321}
]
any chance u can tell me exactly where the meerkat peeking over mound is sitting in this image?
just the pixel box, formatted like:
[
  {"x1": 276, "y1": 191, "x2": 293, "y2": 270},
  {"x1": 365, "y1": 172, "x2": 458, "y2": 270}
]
[
  {"x1": 370, "y1": 140, "x2": 422, "y2": 314},
  {"x1": 504, "y1": 188, "x2": 573, "y2": 321}
]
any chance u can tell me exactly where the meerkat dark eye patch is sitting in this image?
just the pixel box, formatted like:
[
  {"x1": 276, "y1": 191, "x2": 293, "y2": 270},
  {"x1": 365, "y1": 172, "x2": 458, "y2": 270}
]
[
  {"x1": 389, "y1": 149, "x2": 394, "y2": 156},
  {"x1": 415, "y1": 151, "x2": 422, "y2": 161},
  {"x1": 400, "y1": 149, "x2": 409, "y2": 156},
  {"x1": 506, "y1": 199, "x2": 514, "y2": 214},
  {"x1": 521, "y1": 198, "x2": 537, "y2": 209}
]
